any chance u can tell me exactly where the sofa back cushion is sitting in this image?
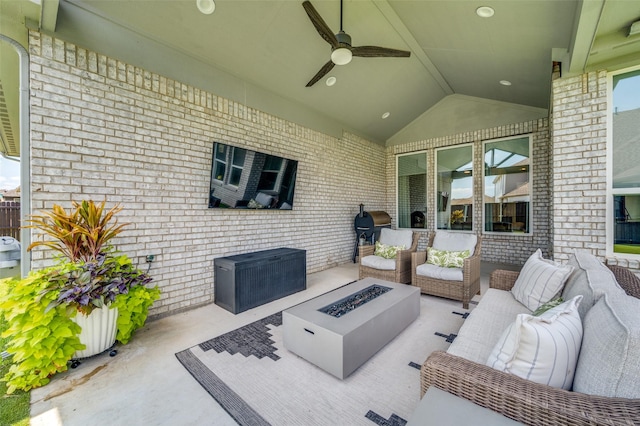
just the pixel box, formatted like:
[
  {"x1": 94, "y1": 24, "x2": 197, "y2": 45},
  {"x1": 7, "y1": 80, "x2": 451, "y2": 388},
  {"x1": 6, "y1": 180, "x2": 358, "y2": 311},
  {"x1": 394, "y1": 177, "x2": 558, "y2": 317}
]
[
  {"x1": 432, "y1": 231, "x2": 477, "y2": 255},
  {"x1": 562, "y1": 250, "x2": 626, "y2": 319},
  {"x1": 379, "y1": 228, "x2": 413, "y2": 249},
  {"x1": 485, "y1": 295, "x2": 583, "y2": 390},
  {"x1": 511, "y1": 249, "x2": 574, "y2": 311},
  {"x1": 573, "y1": 293, "x2": 640, "y2": 398}
]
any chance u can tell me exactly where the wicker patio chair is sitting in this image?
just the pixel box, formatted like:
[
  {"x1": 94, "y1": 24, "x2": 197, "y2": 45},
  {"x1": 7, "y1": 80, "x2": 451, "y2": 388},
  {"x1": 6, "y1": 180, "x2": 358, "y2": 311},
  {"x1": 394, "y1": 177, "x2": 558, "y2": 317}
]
[
  {"x1": 411, "y1": 231, "x2": 481, "y2": 309},
  {"x1": 358, "y1": 229, "x2": 420, "y2": 284}
]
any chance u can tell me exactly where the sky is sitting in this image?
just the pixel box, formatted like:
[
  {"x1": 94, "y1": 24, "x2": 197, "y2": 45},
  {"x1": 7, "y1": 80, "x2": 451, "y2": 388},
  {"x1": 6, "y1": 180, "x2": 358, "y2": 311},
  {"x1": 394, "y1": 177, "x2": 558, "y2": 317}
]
[{"x1": 0, "y1": 156, "x2": 20, "y2": 190}]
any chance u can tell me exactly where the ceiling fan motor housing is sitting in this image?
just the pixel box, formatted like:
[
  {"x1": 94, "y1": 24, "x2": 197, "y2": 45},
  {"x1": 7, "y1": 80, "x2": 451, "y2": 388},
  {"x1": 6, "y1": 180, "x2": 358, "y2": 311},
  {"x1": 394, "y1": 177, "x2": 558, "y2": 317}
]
[{"x1": 335, "y1": 31, "x2": 352, "y2": 48}]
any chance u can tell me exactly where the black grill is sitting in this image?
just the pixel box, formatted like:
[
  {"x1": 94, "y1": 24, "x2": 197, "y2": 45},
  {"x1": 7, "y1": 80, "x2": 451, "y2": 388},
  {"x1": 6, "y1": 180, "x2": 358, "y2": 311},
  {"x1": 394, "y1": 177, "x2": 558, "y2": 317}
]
[{"x1": 352, "y1": 204, "x2": 391, "y2": 262}]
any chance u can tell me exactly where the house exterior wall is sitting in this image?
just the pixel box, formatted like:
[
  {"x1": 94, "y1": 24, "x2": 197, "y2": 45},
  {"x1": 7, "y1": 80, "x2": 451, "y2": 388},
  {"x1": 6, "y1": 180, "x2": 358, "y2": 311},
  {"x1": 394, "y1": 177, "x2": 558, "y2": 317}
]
[
  {"x1": 27, "y1": 32, "x2": 387, "y2": 317},
  {"x1": 386, "y1": 120, "x2": 552, "y2": 265},
  {"x1": 551, "y1": 70, "x2": 640, "y2": 272},
  {"x1": 551, "y1": 71, "x2": 608, "y2": 263}
]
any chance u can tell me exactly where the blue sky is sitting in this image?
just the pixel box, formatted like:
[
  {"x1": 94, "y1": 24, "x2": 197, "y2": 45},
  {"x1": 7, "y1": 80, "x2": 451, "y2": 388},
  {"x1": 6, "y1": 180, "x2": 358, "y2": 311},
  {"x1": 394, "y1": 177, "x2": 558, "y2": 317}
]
[{"x1": 0, "y1": 156, "x2": 20, "y2": 190}]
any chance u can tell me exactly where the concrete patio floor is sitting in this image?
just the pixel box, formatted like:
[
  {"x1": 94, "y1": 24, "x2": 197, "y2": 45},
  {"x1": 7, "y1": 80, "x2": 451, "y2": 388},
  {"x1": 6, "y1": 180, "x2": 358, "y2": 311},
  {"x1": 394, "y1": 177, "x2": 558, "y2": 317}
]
[{"x1": 29, "y1": 261, "x2": 515, "y2": 425}]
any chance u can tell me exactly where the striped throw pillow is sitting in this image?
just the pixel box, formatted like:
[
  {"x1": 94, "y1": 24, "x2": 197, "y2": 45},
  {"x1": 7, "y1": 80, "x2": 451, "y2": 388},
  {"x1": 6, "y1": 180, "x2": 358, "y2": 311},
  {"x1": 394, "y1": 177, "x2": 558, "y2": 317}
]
[
  {"x1": 511, "y1": 249, "x2": 574, "y2": 311},
  {"x1": 486, "y1": 295, "x2": 583, "y2": 390}
]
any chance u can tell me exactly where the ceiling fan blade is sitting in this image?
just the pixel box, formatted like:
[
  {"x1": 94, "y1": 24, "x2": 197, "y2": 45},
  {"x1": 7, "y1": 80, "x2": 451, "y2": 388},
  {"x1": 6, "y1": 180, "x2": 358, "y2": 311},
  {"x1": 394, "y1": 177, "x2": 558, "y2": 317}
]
[
  {"x1": 302, "y1": 1, "x2": 339, "y2": 48},
  {"x1": 352, "y1": 46, "x2": 411, "y2": 58},
  {"x1": 306, "y1": 60, "x2": 336, "y2": 87}
]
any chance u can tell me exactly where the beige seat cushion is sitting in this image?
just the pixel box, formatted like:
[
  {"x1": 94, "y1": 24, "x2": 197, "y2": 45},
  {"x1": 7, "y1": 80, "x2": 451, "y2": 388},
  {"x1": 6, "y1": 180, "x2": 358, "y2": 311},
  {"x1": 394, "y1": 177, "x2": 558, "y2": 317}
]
[
  {"x1": 361, "y1": 255, "x2": 396, "y2": 271},
  {"x1": 415, "y1": 263, "x2": 463, "y2": 281},
  {"x1": 447, "y1": 289, "x2": 531, "y2": 364}
]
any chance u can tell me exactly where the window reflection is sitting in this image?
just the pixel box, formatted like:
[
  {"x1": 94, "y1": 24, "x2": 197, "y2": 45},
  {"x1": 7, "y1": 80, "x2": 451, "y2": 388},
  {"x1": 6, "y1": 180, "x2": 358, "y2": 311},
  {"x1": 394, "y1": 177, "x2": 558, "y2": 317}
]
[
  {"x1": 397, "y1": 152, "x2": 427, "y2": 229},
  {"x1": 612, "y1": 69, "x2": 640, "y2": 254},
  {"x1": 436, "y1": 145, "x2": 473, "y2": 231},
  {"x1": 484, "y1": 137, "x2": 531, "y2": 233}
]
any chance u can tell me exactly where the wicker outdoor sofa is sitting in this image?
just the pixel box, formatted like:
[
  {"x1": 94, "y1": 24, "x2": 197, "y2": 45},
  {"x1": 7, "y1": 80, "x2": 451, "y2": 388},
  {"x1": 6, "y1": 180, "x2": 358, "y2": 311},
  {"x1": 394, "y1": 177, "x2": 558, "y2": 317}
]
[{"x1": 420, "y1": 252, "x2": 640, "y2": 426}]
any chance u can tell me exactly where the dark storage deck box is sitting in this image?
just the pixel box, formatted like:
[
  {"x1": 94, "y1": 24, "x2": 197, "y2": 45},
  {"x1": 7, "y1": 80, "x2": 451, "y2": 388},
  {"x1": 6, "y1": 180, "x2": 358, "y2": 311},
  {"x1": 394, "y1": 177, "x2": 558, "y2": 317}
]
[{"x1": 214, "y1": 247, "x2": 306, "y2": 314}]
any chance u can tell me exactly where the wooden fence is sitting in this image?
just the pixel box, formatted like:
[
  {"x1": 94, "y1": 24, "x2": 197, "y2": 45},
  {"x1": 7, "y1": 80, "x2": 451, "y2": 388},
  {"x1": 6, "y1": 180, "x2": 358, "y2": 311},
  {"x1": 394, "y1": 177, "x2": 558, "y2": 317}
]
[{"x1": 0, "y1": 201, "x2": 20, "y2": 240}]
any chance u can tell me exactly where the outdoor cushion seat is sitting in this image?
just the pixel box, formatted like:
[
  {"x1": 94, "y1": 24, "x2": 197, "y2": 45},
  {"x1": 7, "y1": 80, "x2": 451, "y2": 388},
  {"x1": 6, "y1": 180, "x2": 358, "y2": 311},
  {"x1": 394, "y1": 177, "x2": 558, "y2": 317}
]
[
  {"x1": 415, "y1": 263, "x2": 463, "y2": 281},
  {"x1": 360, "y1": 255, "x2": 396, "y2": 270}
]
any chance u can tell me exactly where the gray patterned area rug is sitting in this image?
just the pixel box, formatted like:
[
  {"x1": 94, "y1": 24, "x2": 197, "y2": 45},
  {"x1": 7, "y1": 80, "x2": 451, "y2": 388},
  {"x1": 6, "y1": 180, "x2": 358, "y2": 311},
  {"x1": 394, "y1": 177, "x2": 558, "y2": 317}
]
[{"x1": 175, "y1": 293, "x2": 474, "y2": 426}]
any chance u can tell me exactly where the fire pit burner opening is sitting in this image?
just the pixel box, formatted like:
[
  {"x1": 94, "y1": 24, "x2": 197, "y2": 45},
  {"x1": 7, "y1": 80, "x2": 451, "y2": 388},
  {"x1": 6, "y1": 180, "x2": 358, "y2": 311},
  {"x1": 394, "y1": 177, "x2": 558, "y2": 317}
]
[{"x1": 318, "y1": 284, "x2": 392, "y2": 318}]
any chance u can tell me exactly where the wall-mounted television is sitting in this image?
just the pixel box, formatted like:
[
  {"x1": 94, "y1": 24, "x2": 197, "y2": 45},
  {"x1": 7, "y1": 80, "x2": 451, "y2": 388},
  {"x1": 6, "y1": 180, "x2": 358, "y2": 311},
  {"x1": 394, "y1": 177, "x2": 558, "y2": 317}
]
[{"x1": 208, "y1": 142, "x2": 298, "y2": 209}]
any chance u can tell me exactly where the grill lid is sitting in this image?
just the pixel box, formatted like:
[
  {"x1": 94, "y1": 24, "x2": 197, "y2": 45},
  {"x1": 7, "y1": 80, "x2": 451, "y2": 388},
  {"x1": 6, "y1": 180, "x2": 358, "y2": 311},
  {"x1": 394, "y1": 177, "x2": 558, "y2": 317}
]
[{"x1": 368, "y1": 211, "x2": 391, "y2": 227}]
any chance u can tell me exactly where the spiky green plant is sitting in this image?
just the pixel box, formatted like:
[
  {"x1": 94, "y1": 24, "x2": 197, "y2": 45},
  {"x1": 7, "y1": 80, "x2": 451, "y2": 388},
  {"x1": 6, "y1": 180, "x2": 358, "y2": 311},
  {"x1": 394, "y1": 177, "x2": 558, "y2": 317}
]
[{"x1": 26, "y1": 200, "x2": 128, "y2": 263}]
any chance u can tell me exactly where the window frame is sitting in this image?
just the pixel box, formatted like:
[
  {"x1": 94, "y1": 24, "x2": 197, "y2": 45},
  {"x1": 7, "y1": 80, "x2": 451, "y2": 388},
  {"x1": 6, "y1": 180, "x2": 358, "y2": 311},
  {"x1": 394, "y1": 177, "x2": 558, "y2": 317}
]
[
  {"x1": 434, "y1": 143, "x2": 474, "y2": 232},
  {"x1": 396, "y1": 151, "x2": 428, "y2": 230},
  {"x1": 482, "y1": 134, "x2": 533, "y2": 236},
  {"x1": 606, "y1": 64, "x2": 640, "y2": 259},
  {"x1": 228, "y1": 147, "x2": 246, "y2": 187}
]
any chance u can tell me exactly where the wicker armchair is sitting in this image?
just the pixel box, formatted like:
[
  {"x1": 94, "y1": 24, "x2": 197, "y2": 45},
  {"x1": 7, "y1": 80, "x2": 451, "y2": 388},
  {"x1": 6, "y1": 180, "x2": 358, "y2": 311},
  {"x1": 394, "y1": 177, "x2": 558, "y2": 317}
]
[
  {"x1": 420, "y1": 268, "x2": 640, "y2": 426},
  {"x1": 358, "y1": 230, "x2": 420, "y2": 284},
  {"x1": 411, "y1": 232, "x2": 481, "y2": 309}
]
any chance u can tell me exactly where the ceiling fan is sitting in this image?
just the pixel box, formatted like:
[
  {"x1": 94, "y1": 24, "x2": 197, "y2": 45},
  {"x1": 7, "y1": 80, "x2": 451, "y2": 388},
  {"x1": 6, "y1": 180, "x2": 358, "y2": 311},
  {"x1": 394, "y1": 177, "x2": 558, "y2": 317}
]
[{"x1": 302, "y1": 0, "x2": 411, "y2": 87}]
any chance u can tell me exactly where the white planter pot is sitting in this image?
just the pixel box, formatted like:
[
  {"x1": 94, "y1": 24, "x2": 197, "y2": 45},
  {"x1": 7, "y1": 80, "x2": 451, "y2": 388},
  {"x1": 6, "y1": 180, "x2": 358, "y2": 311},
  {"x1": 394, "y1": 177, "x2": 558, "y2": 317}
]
[{"x1": 72, "y1": 305, "x2": 119, "y2": 358}]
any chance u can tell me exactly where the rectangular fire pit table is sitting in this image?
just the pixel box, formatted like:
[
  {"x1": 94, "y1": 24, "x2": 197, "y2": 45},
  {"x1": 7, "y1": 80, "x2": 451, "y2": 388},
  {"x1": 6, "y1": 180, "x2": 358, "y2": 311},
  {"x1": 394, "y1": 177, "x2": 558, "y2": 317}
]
[{"x1": 282, "y1": 277, "x2": 420, "y2": 379}]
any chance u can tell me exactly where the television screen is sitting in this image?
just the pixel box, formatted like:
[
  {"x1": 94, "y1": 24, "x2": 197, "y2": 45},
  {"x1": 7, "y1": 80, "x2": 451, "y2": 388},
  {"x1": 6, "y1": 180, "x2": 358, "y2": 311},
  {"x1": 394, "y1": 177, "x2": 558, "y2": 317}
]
[{"x1": 209, "y1": 142, "x2": 298, "y2": 209}]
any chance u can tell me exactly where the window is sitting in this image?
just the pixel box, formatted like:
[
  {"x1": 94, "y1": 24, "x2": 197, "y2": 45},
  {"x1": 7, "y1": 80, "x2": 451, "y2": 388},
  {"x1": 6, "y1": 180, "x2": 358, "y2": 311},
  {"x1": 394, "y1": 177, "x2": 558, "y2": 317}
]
[
  {"x1": 229, "y1": 147, "x2": 246, "y2": 186},
  {"x1": 436, "y1": 145, "x2": 473, "y2": 231},
  {"x1": 212, "y1": 143, "x2": 247, "y2": 187},
  {"x1": 257, "y1": 155, "x2": 284, "y2": 191},
  {"x1": 397, "y1": 152, "x2": 427, "y2": 229},
  {"x1": 212, "y1": 143, "x2": 228, "y2": 183},
  {"x1": 483, "y1": 136, "x2": 531, "y2": 234},
  {"x1": 610, "y1": 67, "x2": 640, "y2": 255}
]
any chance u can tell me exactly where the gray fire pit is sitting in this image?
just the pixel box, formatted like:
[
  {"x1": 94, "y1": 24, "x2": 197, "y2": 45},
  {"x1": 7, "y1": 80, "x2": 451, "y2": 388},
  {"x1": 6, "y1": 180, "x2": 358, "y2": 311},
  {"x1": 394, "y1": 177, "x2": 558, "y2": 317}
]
[{"x1": 282, "y1": 277, "x2": 420, "y2": 379}]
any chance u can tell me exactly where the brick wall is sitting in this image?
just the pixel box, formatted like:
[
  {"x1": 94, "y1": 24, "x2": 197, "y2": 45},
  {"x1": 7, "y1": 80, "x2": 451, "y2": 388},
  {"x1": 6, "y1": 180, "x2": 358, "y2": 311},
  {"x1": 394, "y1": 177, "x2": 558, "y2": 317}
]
[
  {"x1": 550, "y1": 71, "x2": 608, "y2": 263},
  {"x1": 551, "y1": 70, "x2": 640, "y2": 272},
  {"x1": 387, "y1": 120, "x2": 552, "y2": 265},
  {"x1": 27, "y1": 32, "x2": 386, "y2": 317}
]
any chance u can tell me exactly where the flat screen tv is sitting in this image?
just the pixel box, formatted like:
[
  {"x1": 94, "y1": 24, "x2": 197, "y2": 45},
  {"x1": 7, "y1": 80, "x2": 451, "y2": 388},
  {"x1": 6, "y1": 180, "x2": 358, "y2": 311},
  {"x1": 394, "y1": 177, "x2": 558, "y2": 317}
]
[{"x1": 208, "y1": 142, "x2": 298, "y2": 209}]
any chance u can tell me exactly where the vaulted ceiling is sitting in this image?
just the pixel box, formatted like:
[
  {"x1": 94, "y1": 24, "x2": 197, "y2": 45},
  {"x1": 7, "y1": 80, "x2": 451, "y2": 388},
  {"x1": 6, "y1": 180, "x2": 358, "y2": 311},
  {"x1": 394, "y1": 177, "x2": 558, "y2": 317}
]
[{"x1": 1, "y1": 0, "x2": 640, "y2": 157}]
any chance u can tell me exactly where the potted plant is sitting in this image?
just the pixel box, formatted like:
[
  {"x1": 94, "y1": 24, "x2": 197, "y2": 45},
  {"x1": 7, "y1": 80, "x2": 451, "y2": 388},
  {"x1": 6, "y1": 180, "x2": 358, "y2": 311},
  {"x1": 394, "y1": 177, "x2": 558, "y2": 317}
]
[{"x1": 0, "y1": 200, "x2": 160, "y2": 393}]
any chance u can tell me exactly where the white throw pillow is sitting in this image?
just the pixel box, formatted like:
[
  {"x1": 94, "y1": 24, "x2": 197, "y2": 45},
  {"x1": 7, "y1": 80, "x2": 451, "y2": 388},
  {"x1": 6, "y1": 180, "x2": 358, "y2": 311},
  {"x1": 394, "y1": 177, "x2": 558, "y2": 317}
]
[
  {"x1": 486, "y1": 295, "x2": 583, "y2": 390},
  {"x1": 511, "y1": 249, "x2": 574, "y2": 311}
]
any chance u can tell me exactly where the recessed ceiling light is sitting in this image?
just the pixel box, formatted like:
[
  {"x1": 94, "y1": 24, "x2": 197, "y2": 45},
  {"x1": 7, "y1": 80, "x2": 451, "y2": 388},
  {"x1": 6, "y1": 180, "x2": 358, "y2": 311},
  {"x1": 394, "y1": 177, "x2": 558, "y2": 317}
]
[
  {"x1": 381, "y1": 112, "x2": 390, "y2": 119},
  {"x1": 326, "y1": 76, "x2": 337, "y2": 86},
  {"x1": 476, "y1": 6, "x2": 494, "y2": 18},
  {"x1": 499, "y1": 80, "x2": 512, "y2": 86},
  {"x1": 197, "y1": 0, "x2": 216, "y2": 15}
]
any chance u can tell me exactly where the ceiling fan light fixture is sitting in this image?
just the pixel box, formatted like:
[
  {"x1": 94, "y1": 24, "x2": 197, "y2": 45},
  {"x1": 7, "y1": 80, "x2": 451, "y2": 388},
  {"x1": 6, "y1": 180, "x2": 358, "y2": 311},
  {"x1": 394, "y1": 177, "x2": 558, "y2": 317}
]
[
  {"x1": 196, "y1": 0, "x2": 216, "y2": 15},
  {"x1": 331, "y1": 47, "x2": 352, "y2": 65},
  {"x1": 476, "y1": 6, "x2": 495, "y2": 18}
]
